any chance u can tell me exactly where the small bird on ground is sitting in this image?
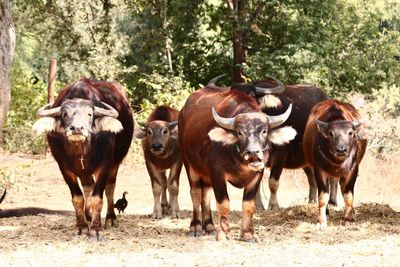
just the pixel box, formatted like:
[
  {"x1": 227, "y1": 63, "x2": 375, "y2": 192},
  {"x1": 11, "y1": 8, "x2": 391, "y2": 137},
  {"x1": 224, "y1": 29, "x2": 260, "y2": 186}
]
[{"x1": 114, "y1": 191, "x2": 128, "y2": 214}]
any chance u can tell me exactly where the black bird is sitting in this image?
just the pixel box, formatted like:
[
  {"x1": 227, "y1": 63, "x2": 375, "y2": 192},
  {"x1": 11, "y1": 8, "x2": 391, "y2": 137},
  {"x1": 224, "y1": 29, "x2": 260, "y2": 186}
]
[{"x1": 114, "y1": 191, "x2": 128, "y2": 214}]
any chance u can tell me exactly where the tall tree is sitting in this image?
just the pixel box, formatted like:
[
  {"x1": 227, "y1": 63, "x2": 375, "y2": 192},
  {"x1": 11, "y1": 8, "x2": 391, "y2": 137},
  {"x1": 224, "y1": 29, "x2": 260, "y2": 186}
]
[
  {"x1": 227, "y1": 0, "x2": 265, "y2": 82},
  {"x1": 0, "y1": 0, "x2": 16, "y2": 143}
]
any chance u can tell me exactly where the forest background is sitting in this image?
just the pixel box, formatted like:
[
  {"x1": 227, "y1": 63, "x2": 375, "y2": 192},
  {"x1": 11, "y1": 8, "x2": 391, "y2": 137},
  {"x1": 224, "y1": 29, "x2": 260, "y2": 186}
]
[{"x1": 1, "y1": 0, "x2": 399, "y2": 162}]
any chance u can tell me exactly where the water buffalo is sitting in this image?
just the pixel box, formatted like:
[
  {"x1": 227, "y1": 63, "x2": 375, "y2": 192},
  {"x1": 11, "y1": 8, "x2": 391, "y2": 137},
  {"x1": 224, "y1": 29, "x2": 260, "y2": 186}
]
[
  {"x1": 303, "y1": 99, "x2": 367, "y2": 229},
  {"x1": 134, "y1": 105, "x2": 182, "y2": 219},
  {"x1": 33, "y1": 78, "x2": 133, "y2": 239},
  {"x1": 179, "y1": 84, "x2": 296, "y2": 242},
  {"x1": 208, "y1": 75, "x2": 332, "y2": 209}
]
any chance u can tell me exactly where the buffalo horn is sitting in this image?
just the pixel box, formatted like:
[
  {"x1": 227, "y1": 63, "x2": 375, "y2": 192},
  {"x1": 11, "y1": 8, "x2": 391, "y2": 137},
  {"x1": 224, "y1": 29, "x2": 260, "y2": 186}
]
[
  {"x1": 37, "y1": 103, "x2": 61, "y2": 117},
  {"x1": 94, "y1": 102, "x2": 119, "y2": 118},
  {"x1": 207, "y1": 74, "x2": 228, "y2": 87},
  {"x1": 267, "y1": 103, "x2": 293, "y2": 129},
  {"x1": 211, "y1": 107, "x2": 235, "y2": 130},
  {"x1": 254, "y1": 76, "x2": 285, "y2": 95}
]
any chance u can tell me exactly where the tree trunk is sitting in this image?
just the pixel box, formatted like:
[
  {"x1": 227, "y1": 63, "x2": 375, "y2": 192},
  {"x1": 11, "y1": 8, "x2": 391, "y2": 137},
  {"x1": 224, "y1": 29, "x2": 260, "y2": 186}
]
[
  {"x1": 0, "y1": 0, "x2": 16, "y2": 144},
  {"x1": 227, "y1": 0, "x2": 247, "y2": 83}
]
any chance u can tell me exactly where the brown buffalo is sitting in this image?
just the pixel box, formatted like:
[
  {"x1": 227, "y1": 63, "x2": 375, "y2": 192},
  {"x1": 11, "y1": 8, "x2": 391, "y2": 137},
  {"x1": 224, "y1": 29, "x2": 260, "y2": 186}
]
[
  {"x1": 209, "y1": 75, "x2": 333, "y2": 209},
  {"x1": 134, "y1": 105, "x2": 182, "y2": 219},
  {"x1": 303, "y1": 99, "x2": 367, "y2": 229},
  {"x1": 33, "y1": 78, "x2": 133, "y2": 239},
  {"x1": 179, "y1": 84, "x2": 296, "y2": 242}
]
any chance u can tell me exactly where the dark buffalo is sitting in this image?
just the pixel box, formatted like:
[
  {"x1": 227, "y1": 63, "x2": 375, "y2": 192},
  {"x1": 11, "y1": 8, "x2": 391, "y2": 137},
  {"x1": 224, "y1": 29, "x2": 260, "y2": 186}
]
[
  {"x1": 134, "y1": 105, "x2": 182, "y2": 219},
  {"x1": 303, "y1": 99, "x2": 367, "y2": 229},
  {"x1": 208, "y1": 75, "x2": 331, "y2": 209},
  {"x1": 33, "y1": 78, "x2": 133, "y2": 238},
  {"x1": 179, "y1": 84, "x2": 296, "y2": 242}
]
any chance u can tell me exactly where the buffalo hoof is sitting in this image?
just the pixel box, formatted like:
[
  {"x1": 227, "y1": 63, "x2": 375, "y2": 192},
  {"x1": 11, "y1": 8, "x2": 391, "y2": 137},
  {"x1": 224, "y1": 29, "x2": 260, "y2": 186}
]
[
  {"x1": 268, "y1": 203, "x2": 280, "y2": 211},
  {"x1": 188, "y1": 231, "x2": 203, "y2": 237},
  {"x1": 89, "y1": 233, "x2": 107, "y2": 242},
  {"x1": 241, "y1": 232, "x2": 260, "y2": 243},
  {"x1": 216, "y1": 230, "x2": 228, "y2": 241},
  {"x1": 162, "y1": 204, "x2": 169, "y2": 215},
  {"x1": 316, "y1": 221, "x2": 328, "y2": 231},
  {"x1": 151, "y1": 212, "x2": 163, "y2": 219}
]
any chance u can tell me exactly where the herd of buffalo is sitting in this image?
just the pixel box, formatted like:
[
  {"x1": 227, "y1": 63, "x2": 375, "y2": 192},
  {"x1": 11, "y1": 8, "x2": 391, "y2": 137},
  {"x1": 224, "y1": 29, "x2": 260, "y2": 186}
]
[{"x1": 28, "y1": 75, "x2": 368, "y2": 242}]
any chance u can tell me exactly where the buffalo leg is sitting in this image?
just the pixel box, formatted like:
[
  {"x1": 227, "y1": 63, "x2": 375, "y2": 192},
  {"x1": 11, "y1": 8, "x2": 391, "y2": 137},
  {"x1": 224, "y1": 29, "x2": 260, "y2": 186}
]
[
  {"x1": 241, "y1": 172, "x2": 263, "y2": 243},
  {"x1": 340, "y1": 166, "x2": 358, "y2": 223},
  {"x1": 88, "y1": 168, "x2": 109, "y2": 239},
  {"x1": 201, "y1": 185, "x2": 216, "y2": 234},
  {"x1": 167, "y1": 162, "x2": 182, "y2": 218},
  {"x1": 61, "y1": 168, "x2": 88, "y2": 235},
  {"x1": 268, "y1": 165, "x2": 284, "y2": 210},
  {"x1": 304, "y1": 167, "x2": 317, "y2": 203},
  {"x1": 105, "y1": 166, "x2": 118, "y2": 228},
  {"x1": 212, "y1": 178, "x2": 230, "y2": 241},
  {"x1": 146, "y1": 162, "x2": 167, "y2": 219},
  {"x1": 328, "y1": 177, "x2": 338, "y2": 206},
  {"x1": 255, "y1": 185, "x2": 265, "y2": 210},
  {"x1": 187, "y1": 166, "x2": 203, "y2": 237},
  {"x1": 314, "y1": 168, "x2": 330, "y2": 229},
  {"x1": 81, "y1": 176, "x2": 94, "y2": 222}
]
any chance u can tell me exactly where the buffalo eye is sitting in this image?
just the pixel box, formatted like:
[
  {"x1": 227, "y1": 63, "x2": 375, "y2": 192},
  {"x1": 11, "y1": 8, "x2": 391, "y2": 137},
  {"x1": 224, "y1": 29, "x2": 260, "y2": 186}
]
[
  {"x1": 329, "y1": 131, "x2": 334, "y2": 137},
  {"x1": 88, "y1": 113, "x2": 93, "y2": 117},
  {"x1": 348, "y1": 131, "x2": 353, "y2": 136},
  {"x1": 147, "y1": 129, "x2": 152, "y2": 135},
  {"x1": 237, "y1": 130, "x2": 243, "y2": 136},
  {"x1": 261, "y1": 129, "x2": 268, "y2": 135},
  {"x1": 162, "y1": 128, "x2": 168, "y2": 135}
]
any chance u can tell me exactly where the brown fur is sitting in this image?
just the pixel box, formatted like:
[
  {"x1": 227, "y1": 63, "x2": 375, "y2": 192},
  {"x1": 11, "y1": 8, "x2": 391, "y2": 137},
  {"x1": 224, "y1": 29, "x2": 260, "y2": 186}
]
[
  {"x1": 179, "y1": 86, "x2": 294, "y2": 242},
  {"x1": 303, "y1": 99, "x2": 367, "y2": 226},
  {"x1": 139, "y1": 106, "x2": 182, "y2": 219},
  {"x1": 43, "y1": 78, "x2": 134, "y2": 237}
]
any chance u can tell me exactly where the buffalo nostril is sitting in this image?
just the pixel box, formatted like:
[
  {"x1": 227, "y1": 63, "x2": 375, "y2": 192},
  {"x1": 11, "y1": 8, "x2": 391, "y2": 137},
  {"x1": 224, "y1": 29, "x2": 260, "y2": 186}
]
[
  {"x1": 152, "y1": 144, "x2": 163, "y2": 150},
  {"x1": 80, "y1": 126, "x2": 84, "y2": 130},
  {"x1": 69, "y1": 126, "x2": 75, "y2": 131}
]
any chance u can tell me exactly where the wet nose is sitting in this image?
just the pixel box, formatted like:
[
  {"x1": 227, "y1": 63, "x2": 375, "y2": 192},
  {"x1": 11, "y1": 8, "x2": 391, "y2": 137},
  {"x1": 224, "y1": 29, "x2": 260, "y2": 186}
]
[
  {"x1": 243, "y1": 149, "x2": 263, "y2": 161},
  {"x1": 336, "y1": 145, "x2": 347, "y2": 153},
  {"x1": 69, "y1": 124, "x2": 85, "y2": 133},
  {"x1": 151, "y1": 143, "x2": 163, "y2": 151}
]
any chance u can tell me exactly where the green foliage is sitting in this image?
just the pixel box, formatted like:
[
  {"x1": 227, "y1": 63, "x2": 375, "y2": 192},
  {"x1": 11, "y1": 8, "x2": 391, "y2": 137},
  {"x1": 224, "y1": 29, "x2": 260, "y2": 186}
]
[
  {"x1": 4, "y1": 0, "x2": 400, "y2": 155},
  {"x1": 360, "y1": 84, "x2": 400, "y2": 156}
]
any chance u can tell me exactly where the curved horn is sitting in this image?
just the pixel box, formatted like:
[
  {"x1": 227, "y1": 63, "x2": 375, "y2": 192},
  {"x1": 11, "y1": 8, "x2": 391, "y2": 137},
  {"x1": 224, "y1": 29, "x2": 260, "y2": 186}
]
[
  {"x1": 254, "y1": 76, "x2": 285, "y2": 95},
  {"x1": 211, "y1": 107, "x2": 235, "y2": 130},
  {"x1": 267, "y1": 103, "x2": 292, "y2": 129},
  {"x1": 94, "y1": 102, "x2": 119, "y2": 118},
  {"x1": 207, "y1": 74, "x2": 228, "y2": 87},
  {"x1": 37, "y1": 103, "x2": 61, "y2": 117}
]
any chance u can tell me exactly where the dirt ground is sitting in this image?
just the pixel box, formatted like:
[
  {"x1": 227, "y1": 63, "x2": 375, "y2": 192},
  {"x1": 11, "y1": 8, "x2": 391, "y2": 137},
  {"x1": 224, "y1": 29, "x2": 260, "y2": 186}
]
[{"x1": 1, "y1": 150, "x2": 400, "y2": 267}]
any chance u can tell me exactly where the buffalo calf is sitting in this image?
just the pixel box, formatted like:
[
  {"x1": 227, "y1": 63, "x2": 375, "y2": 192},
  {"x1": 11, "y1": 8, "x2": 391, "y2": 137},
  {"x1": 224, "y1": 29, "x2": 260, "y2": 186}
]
[
  {"x1": 303, "y1": 99, "x2": 367, "y2": 229},
  {"x1": 135, "y1": 106, "x2": 182, "y2": 219}
]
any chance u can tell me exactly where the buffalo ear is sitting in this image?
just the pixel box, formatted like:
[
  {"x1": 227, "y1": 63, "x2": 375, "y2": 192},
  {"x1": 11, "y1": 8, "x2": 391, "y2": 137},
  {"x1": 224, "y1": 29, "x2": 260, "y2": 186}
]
[
  {"x1": 316, "y1": 119, "x2": 330, "y2": 138},
  {"x1": 268, "y1": 126, "x2": 297, "y2": 145},
  {"x1": 32, "y1": 117, "x2": 57, "y2": 136},
  {"x1": 208, "y1": 127, "x2": 238, "y2": 145},
  {"x1": 168, "y1": 121, "x2": 178, "y2": 136},
  {"x1": 133, "y1": 127, "x2": 146, "y2": 139},
  {"x1": 94, "y1": 117, "x2": 123, "y2": 133}
]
